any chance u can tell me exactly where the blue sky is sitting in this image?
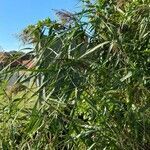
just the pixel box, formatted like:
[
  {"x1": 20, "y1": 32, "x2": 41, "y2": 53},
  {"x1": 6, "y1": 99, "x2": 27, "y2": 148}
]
[{"x1": 0, "y1": 0, "x2": 79, "y2": 51}]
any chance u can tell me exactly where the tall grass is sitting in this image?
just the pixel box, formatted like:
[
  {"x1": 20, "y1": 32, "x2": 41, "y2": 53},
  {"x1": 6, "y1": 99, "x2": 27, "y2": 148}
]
[{"x1": 0, "y1": 0, "x2": 150, "y2": 149}]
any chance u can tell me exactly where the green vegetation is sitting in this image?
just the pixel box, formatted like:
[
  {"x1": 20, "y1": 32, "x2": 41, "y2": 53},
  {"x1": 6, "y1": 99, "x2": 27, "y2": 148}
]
[{"x1": 0, "y1": 0, "x2": 150, "y2": 149}]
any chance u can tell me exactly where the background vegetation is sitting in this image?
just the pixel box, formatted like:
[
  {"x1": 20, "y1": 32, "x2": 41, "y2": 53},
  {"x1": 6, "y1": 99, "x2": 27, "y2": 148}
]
[{"x1": 0, "y1": 0, "x2": 150, "y2": 149}]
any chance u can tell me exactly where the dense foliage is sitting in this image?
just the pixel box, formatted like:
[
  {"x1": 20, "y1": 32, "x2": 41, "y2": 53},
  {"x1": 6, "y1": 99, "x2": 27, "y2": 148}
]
[{"x1": 0, "y1": 0, "x2": 150, "y2": 149}]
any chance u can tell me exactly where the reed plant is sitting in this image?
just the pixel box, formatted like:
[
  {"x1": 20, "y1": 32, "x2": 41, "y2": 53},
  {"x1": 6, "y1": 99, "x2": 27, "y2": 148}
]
[{"x1": 0, "y1": 0, "x2": 150, "y2": 149}]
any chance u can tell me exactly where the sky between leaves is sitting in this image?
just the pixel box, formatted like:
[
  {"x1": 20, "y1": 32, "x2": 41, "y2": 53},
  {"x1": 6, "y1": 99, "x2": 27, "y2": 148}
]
[{"x1": 0, "y1": 0, "x2": 79, "y2": 51}]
